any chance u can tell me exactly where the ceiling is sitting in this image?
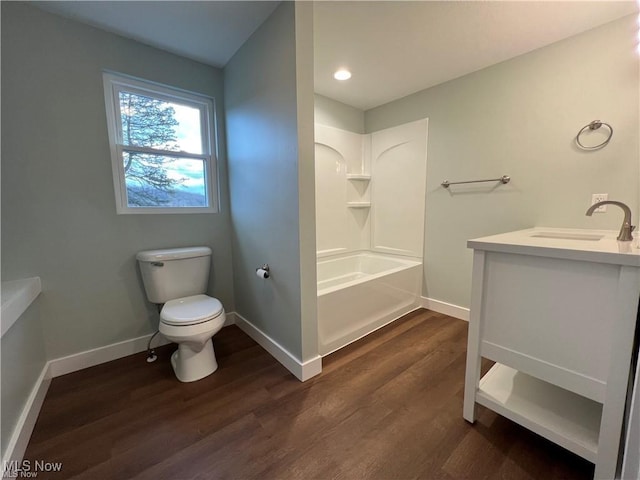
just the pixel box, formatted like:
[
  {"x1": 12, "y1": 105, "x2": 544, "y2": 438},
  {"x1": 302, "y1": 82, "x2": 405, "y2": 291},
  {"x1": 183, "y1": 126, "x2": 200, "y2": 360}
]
[
  {"x1": 34, "y1": 1, "x2": 638, "y2": 111},
  {"x1": 33, "y1": 1, "x2": 280, "y2": 67},
  {"x1": 314, "y1": 1, "x2": 638, "y2": 110}
]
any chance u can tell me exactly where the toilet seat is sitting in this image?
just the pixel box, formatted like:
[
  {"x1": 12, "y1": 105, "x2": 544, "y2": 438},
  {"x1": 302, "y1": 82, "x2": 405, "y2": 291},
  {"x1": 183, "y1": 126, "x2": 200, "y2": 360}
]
[{"x1": 161, "y1": 294, "x2": 224, "y2": 326}]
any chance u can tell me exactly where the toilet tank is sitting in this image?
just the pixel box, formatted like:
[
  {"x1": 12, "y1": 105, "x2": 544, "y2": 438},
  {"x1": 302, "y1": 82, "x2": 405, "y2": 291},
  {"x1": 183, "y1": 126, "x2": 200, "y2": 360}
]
[{"x1": 136, "y1": 246, "x2": 211, "y2": 304}]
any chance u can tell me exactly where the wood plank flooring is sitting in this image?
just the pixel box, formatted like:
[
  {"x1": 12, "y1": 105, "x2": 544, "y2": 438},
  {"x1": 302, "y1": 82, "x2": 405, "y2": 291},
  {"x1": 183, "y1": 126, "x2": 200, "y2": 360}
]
[{"x1": 24, "y1": 309, "x2": 594, "y2": 479}]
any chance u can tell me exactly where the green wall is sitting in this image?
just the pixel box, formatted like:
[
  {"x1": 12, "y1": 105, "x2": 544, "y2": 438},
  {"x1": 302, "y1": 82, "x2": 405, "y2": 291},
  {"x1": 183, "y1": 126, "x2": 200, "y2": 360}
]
[
  {"x1": 225, "y1": 2, "x2": 317, "y2": 362},
  {"x1": 1, "y1": 2, "x2": 236, "y2": 359},
  {"x1": 365, "y1": 15, "x2": 640, "y2": 308},
  {"x1": 314, "y1": 94, "x2": 365, "y2": 133}
]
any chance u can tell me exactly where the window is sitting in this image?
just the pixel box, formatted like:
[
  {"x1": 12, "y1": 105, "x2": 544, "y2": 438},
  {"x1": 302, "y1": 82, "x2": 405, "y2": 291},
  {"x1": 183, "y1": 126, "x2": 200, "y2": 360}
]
[{"x1": 103, "y1": 72, "x2": 218, "y2": 214}]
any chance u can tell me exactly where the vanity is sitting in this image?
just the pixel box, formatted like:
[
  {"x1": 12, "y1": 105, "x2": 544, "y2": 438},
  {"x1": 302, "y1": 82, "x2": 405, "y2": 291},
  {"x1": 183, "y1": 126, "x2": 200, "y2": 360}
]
[{"x1": 464, "y1": 227, "x2": 640, "y2": 480}]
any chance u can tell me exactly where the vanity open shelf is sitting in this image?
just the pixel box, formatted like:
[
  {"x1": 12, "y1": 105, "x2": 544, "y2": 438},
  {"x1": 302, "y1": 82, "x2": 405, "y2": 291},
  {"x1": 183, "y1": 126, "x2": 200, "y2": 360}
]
[
  {"x1": 478, "y1": 363, "x2": 602, "y2": 462},
  {"x1": 464, "y1": 227, "x2": 640, "y2": 480}
]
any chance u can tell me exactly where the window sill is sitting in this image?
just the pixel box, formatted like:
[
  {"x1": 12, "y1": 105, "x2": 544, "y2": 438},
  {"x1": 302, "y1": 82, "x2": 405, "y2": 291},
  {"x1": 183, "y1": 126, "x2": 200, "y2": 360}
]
[{"x1": 116, "y1": 206, "x2": 218, "y2": 215}]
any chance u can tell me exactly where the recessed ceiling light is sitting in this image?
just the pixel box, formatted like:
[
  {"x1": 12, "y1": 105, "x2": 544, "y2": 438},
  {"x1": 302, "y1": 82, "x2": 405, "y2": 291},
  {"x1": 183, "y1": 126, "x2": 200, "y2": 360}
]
[{"x1": 333, "y1": 69, "x2": 352, "y2": 81}]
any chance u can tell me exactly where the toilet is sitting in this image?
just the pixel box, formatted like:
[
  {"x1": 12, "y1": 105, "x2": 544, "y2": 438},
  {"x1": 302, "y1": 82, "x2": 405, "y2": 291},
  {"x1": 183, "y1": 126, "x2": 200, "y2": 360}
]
[{"x1": 136, "y1": 246, "x2": 226, "y2": 382}]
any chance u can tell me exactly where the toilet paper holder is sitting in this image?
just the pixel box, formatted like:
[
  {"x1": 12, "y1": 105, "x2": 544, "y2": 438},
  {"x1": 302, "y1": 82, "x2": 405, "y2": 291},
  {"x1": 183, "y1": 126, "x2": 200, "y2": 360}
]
[{"x1": 256, "y1": 264, "x2": 270, "y2": 279}]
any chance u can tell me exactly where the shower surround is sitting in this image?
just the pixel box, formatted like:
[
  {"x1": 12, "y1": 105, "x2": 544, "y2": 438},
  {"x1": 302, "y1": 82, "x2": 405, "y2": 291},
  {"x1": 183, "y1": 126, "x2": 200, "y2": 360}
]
[{"x1": 315, "y1": 119, "x2": 428, "y2": 355}]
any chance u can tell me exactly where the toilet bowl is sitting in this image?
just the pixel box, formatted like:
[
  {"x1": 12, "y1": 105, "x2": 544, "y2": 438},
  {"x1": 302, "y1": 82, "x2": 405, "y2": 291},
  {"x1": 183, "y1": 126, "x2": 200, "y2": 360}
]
[{"x1": 159, "y1": 294, "x2": 226, "y2": 382}]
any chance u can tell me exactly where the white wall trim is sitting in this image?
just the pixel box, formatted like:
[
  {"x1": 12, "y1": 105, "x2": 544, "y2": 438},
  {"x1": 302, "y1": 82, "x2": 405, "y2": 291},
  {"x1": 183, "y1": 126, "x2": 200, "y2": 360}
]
[
  {"x1": 48, "y1": 313, "x2": 235, "y2": 378},
  {"x1": 2, "y1": 364, "x2": 51, "y2": 471},
  {"x1": 233, "y1": 313, "x2": 322, "y2": 381},
  {"x1": 421, "y1": 296, "x2": 469, "y2": 321},
  {"x1": 48, "y1": 332, "x2": 171, "y2": 378}
]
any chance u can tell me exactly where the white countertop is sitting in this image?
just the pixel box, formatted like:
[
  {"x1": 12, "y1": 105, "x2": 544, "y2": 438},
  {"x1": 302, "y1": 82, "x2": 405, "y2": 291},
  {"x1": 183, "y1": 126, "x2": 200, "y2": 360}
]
[
  {"x1": 1, "y1": 277, "x2": 42, "y2": 338},
  {"x1": 468, "y1": 227, "x2": 640, "y2": 267}
]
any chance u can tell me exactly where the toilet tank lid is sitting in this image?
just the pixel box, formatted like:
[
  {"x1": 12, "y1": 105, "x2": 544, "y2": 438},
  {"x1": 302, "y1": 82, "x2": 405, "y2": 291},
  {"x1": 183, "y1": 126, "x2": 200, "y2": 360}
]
[{"x1": 136, "y1": 246, "x2": 212, "y2": 262}]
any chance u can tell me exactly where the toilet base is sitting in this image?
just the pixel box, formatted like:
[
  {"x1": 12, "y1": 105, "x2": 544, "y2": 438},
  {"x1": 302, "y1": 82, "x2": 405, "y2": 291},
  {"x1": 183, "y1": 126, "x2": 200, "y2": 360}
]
[{"x1": 170, "y1": 338, "x2": 218, "y2": 382}]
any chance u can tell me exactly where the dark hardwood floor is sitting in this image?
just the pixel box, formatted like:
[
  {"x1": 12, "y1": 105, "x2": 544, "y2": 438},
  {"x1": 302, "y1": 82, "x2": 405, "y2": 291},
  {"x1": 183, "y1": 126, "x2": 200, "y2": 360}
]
[{"x1": 24, "y1": 309, "x2": 594, "y2": 479}]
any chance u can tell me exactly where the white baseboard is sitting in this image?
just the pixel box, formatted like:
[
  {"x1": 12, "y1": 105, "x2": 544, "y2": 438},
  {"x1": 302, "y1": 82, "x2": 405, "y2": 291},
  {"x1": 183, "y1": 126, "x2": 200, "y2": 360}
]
[
  {"x1": 421, "y1": 296, "x2": 469, "y2": 321},
  {"x1": 49, "y1": 313, "x2": 235, "y2": 378},
  {"x1": 234, "y1": 313, "x2": 322, "y2": 382},
  {"x1": 2, "y1": 364, "x2": 51, "y2": 471},
  {"x1": 301, "y1": 354, "x2": 323, "y2": 380},
  {"x1": 48, "y1": 332, "x2": 171, "y2": 378}
]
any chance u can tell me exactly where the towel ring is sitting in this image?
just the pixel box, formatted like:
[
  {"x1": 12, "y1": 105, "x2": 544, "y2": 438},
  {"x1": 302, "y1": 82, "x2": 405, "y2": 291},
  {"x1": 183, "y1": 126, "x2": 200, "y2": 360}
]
[{"x1": 576, "y1": 120, "x2": 613, "y2": 150}]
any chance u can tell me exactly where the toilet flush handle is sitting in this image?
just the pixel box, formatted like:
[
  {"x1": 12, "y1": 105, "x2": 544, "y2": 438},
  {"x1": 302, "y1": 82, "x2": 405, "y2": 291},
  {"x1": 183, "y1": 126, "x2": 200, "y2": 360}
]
[{"x1": 151, "y1": 262, "x2": 164, "y2": 267}]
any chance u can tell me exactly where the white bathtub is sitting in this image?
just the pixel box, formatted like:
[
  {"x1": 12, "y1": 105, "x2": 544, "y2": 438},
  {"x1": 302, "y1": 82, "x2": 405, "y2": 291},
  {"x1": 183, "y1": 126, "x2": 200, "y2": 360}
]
[{"x1": 317, "y1": 252, "x2": 422, "y2": 356}]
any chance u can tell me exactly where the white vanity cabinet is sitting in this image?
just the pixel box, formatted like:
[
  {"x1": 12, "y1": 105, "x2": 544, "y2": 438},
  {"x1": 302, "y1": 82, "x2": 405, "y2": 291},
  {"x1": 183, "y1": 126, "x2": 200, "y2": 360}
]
[{"x1": 463, "y1": 228, "x2": 640, "y2": 480}]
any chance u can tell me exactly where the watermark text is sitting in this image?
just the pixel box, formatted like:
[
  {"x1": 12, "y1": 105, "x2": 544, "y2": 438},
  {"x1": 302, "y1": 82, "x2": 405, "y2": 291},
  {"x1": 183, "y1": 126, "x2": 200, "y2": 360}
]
[{"x1": 3, "y1": 460, "x2": 63, "y2": 478}]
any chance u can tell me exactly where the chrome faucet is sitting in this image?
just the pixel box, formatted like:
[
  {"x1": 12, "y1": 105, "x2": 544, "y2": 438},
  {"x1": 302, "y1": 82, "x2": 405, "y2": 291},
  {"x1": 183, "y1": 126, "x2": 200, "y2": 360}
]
[{"x1": 585, "y1": 200, "x2": 635, "y2": 241}]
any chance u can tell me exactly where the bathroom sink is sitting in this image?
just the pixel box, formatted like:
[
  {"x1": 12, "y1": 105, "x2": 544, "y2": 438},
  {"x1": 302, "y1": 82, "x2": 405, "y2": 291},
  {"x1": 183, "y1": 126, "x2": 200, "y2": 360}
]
[
  {"x1": 469, "y1": 227, "x2": 640, "y2": 268},
  {"x1": 530, "y1": 232, "x2": 604, "y2": 241}
]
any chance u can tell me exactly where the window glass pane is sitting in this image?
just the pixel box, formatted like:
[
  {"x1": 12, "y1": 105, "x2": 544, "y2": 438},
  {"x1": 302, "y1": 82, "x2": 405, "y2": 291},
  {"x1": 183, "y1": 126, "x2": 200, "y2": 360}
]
[
  {"x1": 119, "y1": 91, "x2": 203, "y2": 154},
  {"x1": 123, "y1": 152, "x2": 207, "y2": 208}
]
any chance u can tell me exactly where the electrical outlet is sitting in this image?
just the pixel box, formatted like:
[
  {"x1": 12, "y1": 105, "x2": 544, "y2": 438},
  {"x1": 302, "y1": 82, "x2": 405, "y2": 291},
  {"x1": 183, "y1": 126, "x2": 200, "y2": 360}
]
[{"x1": 591, "y1": 193, "x2": 608, "y2": 213}]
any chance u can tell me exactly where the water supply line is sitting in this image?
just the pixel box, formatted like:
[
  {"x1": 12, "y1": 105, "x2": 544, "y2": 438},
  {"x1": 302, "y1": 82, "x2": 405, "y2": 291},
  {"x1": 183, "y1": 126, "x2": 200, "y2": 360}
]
[
  {"x1": 146, "y1": 331, "x2": 160, "y2": 363},
  {"x1": 146, "y1": 303, "x2": 163, "y2": 363}
]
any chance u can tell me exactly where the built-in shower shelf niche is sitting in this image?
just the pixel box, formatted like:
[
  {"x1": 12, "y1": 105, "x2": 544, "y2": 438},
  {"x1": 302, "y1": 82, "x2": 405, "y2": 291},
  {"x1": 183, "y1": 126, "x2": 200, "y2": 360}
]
[
  {"x1": 347, "y1": 172, "x2": 371, "y2": 206},
  {"x1": 346, "y1": 174, "x2": 371, "y2": 181},
  {"x1": 314, "y1": 119, "x2": 427, "y2": 258}
]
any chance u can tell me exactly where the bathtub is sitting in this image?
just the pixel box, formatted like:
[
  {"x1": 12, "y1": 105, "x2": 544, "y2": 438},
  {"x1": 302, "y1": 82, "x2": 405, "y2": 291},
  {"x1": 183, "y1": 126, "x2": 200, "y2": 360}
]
[{"x1": 317, "y1": 252, "x2": 422, "y2": 356}]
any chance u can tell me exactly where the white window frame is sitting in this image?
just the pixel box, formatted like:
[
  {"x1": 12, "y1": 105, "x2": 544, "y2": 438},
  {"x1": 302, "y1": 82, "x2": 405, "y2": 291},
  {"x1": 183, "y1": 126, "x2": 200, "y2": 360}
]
[{"x1": 103, "y1": 71, "x2": 219, "y2": 214}]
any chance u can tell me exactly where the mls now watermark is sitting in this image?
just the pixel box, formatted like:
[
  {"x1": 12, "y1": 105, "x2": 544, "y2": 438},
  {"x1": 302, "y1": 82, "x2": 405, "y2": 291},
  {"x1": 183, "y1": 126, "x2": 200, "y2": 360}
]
[{"x1": 3, "y1": 460, "x2": 63, "y2": 478}]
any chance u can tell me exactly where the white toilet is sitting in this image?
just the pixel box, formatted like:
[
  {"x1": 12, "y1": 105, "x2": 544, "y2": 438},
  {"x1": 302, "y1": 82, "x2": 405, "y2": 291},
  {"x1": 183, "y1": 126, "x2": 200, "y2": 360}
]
[{"x1": 136, "y1": 246, "x2": 226, "y2": 382}]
